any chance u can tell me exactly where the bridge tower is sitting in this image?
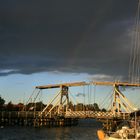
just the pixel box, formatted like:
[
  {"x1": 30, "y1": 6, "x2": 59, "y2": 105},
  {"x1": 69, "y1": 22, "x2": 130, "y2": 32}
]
[
  {"x1": 112, "y1": 84, "x2": 138, "y2": 116},
  {"x1": 36, "y1": 82, "x2": 87, "y2": 117},
  {"x1": 58, "y1": 85, "x2": 69, "y2": 115},
  {"x1": 93, "y1": 81, "x2": 140, "y2": 116}
]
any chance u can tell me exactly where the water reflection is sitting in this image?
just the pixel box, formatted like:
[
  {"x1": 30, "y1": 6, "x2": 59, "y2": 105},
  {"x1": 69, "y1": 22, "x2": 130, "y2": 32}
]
[{"x1": 0, "y1": 119, "x2": 102, "y2": 140}]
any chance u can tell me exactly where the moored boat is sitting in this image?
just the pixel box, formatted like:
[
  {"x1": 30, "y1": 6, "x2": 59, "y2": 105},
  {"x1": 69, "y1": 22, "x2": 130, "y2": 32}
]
[
  {"x1": 97, "y1": 112, "x2": 140, "y2": 140},
  {"x1": 97, "y1": 126, "x2": 140, "y2": 140}
]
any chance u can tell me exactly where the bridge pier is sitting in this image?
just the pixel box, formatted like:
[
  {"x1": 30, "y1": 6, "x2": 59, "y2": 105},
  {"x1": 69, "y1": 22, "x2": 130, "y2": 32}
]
[{"x1": 0, "y1": 111, "x2": 78, "y2": 127}]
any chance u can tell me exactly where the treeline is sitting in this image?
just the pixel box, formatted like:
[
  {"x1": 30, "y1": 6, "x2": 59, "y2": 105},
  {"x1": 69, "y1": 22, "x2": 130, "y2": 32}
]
[
  {"x1": 0, "y1": 96, "x2": 106, "y2": 112},
  {"x1": 0, "y1": 96, "x2": 46, "y2": 111}
]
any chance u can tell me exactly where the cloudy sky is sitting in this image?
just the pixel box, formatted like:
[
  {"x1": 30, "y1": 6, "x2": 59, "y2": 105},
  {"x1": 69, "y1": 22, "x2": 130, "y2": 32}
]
[{"x1": 0, "y1": 0, "x2": 139, "y2": 103}]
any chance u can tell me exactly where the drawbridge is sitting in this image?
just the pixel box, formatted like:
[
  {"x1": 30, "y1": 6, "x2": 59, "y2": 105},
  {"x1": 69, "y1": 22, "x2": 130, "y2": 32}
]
[{"x1": 26, "y1": 81, "x2": 140, "y2": 120}]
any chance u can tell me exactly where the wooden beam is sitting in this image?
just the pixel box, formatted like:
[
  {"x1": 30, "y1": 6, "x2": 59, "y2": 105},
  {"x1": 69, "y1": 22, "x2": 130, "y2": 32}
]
[
  {"x1": 36, "y1": 81, "x2": 140, "y2": 89},
  {"x1": 36, "y1": 81, "x2": 88, "y2": 89},
  {"x1": 92, "y1": 81, "x2": 140, "y2": 87}
]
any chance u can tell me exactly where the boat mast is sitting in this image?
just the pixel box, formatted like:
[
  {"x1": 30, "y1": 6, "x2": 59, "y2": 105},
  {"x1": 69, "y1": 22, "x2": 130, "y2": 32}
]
[{"x1": 129, "y1": 0, "x2": 140, "y2": 84}]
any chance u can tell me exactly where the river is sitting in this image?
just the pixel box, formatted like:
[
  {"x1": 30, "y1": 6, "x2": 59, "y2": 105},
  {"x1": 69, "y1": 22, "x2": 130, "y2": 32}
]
[{"x1": 0, "y1": 119, "x2": 102, "y2": 140}]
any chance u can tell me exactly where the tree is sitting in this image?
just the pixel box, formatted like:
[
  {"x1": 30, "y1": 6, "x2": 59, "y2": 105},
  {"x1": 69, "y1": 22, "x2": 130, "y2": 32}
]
[
  {"x1": 68, "y1": 101, "x2": 74, "y2": 111},
  {"x1": 35, "y1": 102, "x2": 45, "y2": 111},
  {"x1": 26, "y1": 102, "x2": 45, "y2": 111},
  {"x1": 101, "y1": 108, "x2": 107, "y2": 112},
  {"x1": 0, "y1": 96, "x2": 5, "y2": 110},
  {"x1": 93, "y1": 103, "x2": 100, "y2": 111},
  {"x1": 6, "y1": 101, "x2": 14, "y2": 111}
]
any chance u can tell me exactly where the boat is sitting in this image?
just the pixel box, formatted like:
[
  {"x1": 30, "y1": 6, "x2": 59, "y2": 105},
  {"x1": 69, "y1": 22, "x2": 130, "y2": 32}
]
[
  {"x1": 97, "y1": 110, "x2": 140, "y2": 140},
  {"x1": 97, "y1": 126, "x2": 140, "y2": 140}
]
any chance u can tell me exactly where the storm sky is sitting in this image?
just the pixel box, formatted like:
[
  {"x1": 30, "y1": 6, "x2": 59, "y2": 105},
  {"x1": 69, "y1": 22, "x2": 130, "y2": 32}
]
[{"x1": 0, "y1": 0, "x2": 139, "y2": 80}]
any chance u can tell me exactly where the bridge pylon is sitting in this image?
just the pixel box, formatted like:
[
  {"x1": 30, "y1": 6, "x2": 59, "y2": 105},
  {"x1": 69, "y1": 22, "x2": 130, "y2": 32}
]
[
  {"x1": 58, "y1": 85, "x2": 69, "y2": 115},
  {"x1": 35, "y1": 81, "x2": 87, "y2": 117},
  {"x1": 92, "y1": 81, "x2": 139, "y2": 117},
  {"x1": 112, "y1": 84, "x2": 138, "y2": 116}
]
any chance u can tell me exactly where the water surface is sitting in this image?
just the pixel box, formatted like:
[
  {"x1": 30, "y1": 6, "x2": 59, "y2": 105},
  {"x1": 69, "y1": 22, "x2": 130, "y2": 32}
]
[{"x1": 0, "y1": 119, "x2": 102, "y2": 140}]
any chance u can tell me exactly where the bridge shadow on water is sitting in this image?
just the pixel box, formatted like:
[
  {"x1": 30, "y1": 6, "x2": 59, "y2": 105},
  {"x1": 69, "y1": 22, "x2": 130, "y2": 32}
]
[{"x1": 0, "y1": 119, "x2": 102, "y2": 140}]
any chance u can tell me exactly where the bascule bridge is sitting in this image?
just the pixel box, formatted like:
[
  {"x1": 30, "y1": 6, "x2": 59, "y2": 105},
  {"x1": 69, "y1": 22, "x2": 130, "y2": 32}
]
[
  {"x1": 33, "y1": 81, "x2": 140, "y2": 119},
  {"x1": 1, "y1": 81, "x2": 140, "y2": 127}
]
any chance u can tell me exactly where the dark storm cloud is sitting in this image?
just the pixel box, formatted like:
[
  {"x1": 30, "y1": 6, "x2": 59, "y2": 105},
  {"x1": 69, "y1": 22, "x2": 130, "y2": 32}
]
[{"x1": 0, "y1": 0, "x2": 138, "y2": 79}]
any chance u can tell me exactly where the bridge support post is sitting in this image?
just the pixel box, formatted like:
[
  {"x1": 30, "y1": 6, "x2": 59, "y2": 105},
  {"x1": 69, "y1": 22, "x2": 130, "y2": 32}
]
[
  {"x1": 58, "y1": 86, "x2": 69, "y2": 116},
  {"x1": 112, "y1": 85, "x2": 122, "y2": 117},
  {"x1": 112, "y1": 84, "x2": 137, "y2": 117}
]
